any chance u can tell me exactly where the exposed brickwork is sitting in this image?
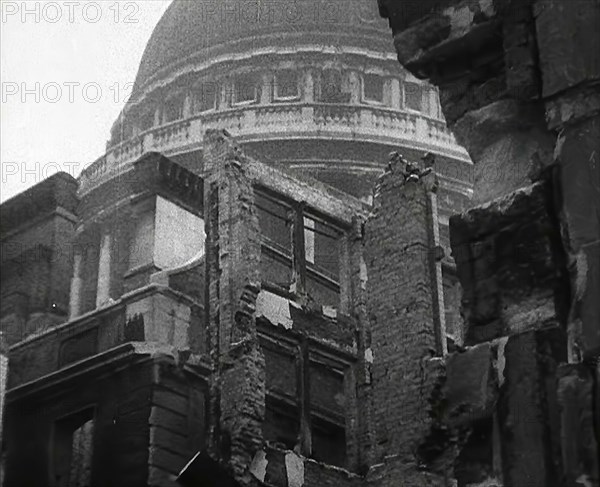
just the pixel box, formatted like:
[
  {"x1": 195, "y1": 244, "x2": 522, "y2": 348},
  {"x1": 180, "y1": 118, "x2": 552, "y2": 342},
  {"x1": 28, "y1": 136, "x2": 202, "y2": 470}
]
[
  {"x1": 497, "y1": 328, "x2": 566, "y2": 487},
  {"x1": 450, "y1": 180, "x2": 569, "y2": 345},
  {"x1": 380, "y1": 0, "x2": 600, "y2": 359},
  {"x1": 203, "y1": 130, "x2": 266, "y2": 484},
  {"x1": 378, "y1": 1, "x2": 599, "y2": 486},
  {"x1": 557, "y1": 362, "x2": 600, "y2": 486},
  {"x1": 363, "y1": 161, "x2": 448, "y2": 484}
]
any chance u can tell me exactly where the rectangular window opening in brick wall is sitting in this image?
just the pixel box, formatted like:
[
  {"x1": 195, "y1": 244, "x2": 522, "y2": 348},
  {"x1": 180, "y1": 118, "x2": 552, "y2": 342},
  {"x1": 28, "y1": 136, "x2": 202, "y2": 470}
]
[
  {"x1": 262, "y1": 340, "x2": 348, "y2": 468},
  {"x1": 256, "y1": 192, "x2": 292, "y2": 255},
  {"x1": 256, "y1": 190, "x2": 343, "y2": 306}
]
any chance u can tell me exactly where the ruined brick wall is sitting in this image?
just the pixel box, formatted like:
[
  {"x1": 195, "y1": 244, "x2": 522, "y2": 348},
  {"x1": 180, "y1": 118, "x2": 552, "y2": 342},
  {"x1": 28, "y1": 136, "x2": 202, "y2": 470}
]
[
  {"x1": 203, "y1": 130, "x2": 266, "y2": 484},
  {"x1": 448, "y1": 183, "x2": 595, "y2": 487},
  {"x1": 362, "y1": 162, "x2": 449, "y2": 485},
  {"x1": 378, "y1": 0, "x2": 600, "y2": 358},
  {"x1": 377, "y1": 1, "x2": 600, "y2": 485}
]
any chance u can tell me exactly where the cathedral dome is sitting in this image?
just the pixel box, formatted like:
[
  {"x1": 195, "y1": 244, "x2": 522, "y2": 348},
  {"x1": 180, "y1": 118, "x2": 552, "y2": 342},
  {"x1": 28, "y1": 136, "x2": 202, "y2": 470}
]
[
  {"x1": 83, "y1": 0, "x2": 471, "y2": 213},
  {"x1": 132, "y1": 0, "x2": 390, "y2": 97}
]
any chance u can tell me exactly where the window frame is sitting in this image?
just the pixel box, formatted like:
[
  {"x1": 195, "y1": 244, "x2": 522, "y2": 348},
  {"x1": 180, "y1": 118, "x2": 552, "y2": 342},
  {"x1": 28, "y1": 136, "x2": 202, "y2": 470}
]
[
  {"x1": 255, "y1": 188, "x2": 343, "y2": 307},
  {"x1": 273, "y1": 70, "x2": 301, "y2": 102},
  {"x1": 232, "y1": 73, "x2": 259, "y2": 106},
  {"x1": 260, "y1": 333, "x2": 350, "y2": 468},
  {"x1": 138, "y1": 106, "x2": 156, "y2": 132},
  {"x1": 403, "y1": 81, "x2": 424, "y2": 113},
  {"x1": 162, "y1": 91, "x2": 186, "y2": 124},
  {"x1": 193, "y1": 80, "x2": 218, "y2": 114},
  {"x1": 361, "y1": 73, "x2": 385, "y2": 105},
  {"x1": 318, "y1": 69, "x2": 351, "y2": 104}
]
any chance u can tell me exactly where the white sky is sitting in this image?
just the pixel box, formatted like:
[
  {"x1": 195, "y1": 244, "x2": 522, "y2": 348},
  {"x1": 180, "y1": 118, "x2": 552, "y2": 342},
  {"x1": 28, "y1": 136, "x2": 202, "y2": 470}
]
[{"x1": 0, "y1": 0, "x2": 172, "y2": 202}]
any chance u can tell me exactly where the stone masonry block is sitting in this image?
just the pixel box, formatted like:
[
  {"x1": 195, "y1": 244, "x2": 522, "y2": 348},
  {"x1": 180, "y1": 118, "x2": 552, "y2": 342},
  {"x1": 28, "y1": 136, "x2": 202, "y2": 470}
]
[
  {"x1": 450, "y1": 180, "x2": 567, "y2": 344},
  {"x1": 557, "y1": 363, "x2": 600, "y2": 487},
  {"x1": 498, "y1": 327, "x2": 567, "y2": 487},
  {"x1": 442, "y1": 342, "x2": 499, "y2": 426},
  {"x1": 534, "y1": 0, "x2": 600, "y2": 98}
]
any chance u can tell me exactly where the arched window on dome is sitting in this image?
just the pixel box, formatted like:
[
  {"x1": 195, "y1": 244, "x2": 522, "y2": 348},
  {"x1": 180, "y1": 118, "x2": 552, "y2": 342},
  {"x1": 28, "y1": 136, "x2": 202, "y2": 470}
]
[
  {"x1": 233, "y1": 73, "x2": 259, "y2": 106},
  {"x1": 138, "y1": 107, "x2": 156, "y2": 132},
  {"x1": 317, "y1": 69, "x2": 351, "y2": 104},
  {"x1": 403, "y1": 81, "x2": 424, "y2": 112},
  {"x1": 361, "y1": 73, "x2": 385, "y2": 105},
  {"x1": 274, "y1": 70, "x2": 300, "y2": 101},
  {"x1": 193, "y1": 81, "x2": 217, "y2": 113},
  {"x1": 163, "y1": 92, "x2": 185, "y2": 124}
]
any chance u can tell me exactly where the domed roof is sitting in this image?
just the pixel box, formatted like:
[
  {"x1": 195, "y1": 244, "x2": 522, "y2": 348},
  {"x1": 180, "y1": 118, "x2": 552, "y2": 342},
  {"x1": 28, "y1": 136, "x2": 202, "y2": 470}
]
[{"x1": 132, "y1": 0, "x2": 393, "y2": 95}]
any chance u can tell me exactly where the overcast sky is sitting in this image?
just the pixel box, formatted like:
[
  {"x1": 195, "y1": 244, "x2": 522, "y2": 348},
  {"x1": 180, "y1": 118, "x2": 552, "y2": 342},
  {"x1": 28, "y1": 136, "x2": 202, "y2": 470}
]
[{"x1": 1, "y1": 0, "x2": 172, "y2": 202}]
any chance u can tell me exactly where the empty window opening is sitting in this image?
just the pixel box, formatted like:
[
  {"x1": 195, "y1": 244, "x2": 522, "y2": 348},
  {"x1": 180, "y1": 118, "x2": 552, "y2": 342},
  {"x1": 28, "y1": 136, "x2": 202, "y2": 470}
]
[
  {"x1": 53, "y1": 408, "x2": 95, "y2": 487},
  {"x1": 163, "y1": 95, "x2": 185, "y2": 123},
  {"x1": 318, "y1": 70, "x2": 350, "y2": 104},
  {"x1": 274, "y1": 70, "x2": 300, "y2": 100},
  {"x1": 234, "y1": 74, "x2": 259, "y2": 104},
  {"x1": 194, "y1": 82, "x2": 217, "y2": 113},
  {"x1": 404, "y1": 82, "x2": 423, "y2": 111},
  {"x1": 362, "y1": 74, "x2": 384, "y2": 103}
]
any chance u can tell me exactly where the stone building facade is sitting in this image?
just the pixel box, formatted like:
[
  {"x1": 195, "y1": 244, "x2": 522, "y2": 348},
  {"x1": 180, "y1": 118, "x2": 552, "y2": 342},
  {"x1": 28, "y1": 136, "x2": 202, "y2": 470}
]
[{"x1": 1, "y1": 2, "x2": 471, "y2": 485}]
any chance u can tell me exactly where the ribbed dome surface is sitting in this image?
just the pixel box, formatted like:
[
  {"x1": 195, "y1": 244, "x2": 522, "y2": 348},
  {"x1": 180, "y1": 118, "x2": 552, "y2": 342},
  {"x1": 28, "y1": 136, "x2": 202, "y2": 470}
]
[{"x1": 133, "y1": 0, "x2": 392, "y2": 94}]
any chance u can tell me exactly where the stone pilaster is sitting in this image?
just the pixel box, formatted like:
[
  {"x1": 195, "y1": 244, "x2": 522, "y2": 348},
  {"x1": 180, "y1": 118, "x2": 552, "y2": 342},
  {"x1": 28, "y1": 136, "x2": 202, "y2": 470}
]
[
  {"x1": 95, "y1": 231, "x2": 112, "y2": 308},
  {"x1": 69, "y1": 250, "x2": 83, "y2": 320}
]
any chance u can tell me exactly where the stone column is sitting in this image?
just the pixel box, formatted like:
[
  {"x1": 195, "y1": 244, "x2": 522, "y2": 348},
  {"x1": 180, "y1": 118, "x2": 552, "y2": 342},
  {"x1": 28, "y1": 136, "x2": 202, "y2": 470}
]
[
  {"x1": 302, "y1": 70, "x2": 314, "y2": 103},
  {"x1": 429, "y1": 88, "x2": 439, "y2": 118},
  {"x1": 95, "y1": 231, "x2": 111, "y2": 308},
  {"x1": 260, "y1": 73, "x2": 271, "y2": 104},
  {"x1": 182, "y1": 92, "x2": 192, "y2": 118},
  {"x1": 69, "y1": 250, "x2": 83, "y2": 320},
  {"x1": 348, "y1": 71, "x2": 361, "y2": 104},
  {"x1": 389, "y1": 78, "x2": 401, "y2": 108}
]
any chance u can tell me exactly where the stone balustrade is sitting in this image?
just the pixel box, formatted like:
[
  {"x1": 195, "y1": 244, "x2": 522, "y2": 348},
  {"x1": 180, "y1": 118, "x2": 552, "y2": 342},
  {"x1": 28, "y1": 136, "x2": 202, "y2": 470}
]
[{"x1": 79, "y1": 103, "x2": 467, "y2": 194}]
